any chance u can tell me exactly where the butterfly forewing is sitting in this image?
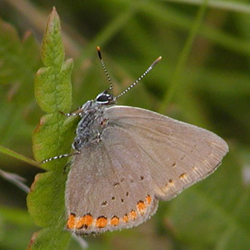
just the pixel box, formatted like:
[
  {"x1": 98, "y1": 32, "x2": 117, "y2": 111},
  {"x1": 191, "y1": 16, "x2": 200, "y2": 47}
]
[{"x1": 105, "y1": 106, "x2": 229, "y2": 201}]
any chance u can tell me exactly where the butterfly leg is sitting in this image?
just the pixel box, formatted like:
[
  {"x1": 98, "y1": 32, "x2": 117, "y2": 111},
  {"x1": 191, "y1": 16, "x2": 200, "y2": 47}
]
[
  {"x1": 60, "y1": 100, "x2": 93, "y2": 118},
  {"x1": 40, "y1": 151, "x2": 80, "y2": 164},
  {"x1": 59, "y1": 107, "x2": 83, "y2": 117}
]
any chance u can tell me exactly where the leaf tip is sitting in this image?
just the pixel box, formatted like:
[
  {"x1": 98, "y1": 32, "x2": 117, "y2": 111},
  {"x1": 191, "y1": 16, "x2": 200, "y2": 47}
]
[
  {"x1": 52, "y1": 6, "x2": 58, "y2": 16},
  {"x1": 28, "y1": 231, "x2": 39, "y2": 250},
  {"x1": 47, "y1": 6, "x2": 60, "y2": 29}
]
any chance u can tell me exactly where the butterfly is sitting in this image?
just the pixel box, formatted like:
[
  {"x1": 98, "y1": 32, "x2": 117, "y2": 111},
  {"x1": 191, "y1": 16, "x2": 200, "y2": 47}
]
[{"x1": 42, "y1": 47, "x2": 228, "y2": 235}]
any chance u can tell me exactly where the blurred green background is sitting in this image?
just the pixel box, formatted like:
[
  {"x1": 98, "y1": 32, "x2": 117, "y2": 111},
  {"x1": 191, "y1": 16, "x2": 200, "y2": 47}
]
[{"x1": 0, "y1": 0, "x2": 249, "y2": 249}]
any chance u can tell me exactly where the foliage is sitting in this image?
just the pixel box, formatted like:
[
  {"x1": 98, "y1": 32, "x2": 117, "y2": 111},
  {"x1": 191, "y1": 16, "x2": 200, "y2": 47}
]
[{"x1": 0, "y1": 1, "x2": 249, "y2": 249}]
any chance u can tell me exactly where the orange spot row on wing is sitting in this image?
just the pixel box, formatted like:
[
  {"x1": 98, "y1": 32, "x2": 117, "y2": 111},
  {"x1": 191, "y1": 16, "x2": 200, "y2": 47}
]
[
  {"x1": 67, "y1": 213, "x2": 109, "y2": 230},
  {"x1": 67, "y1": 213, "x2": 94, "y2": 230},
  {"x1": 66, "y1": 194, "x2": 153, "y2": 230}
]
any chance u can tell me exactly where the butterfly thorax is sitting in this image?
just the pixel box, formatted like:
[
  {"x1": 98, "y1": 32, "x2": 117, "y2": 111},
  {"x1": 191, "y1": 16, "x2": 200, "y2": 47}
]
[{"x1": 73, "y1": 92, "x2": 115, "y2": 151}]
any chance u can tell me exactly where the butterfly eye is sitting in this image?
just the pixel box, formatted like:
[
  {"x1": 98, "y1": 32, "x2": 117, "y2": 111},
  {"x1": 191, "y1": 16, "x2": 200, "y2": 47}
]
[{"x1": 96, "y1": 91, "x2": 115, "y2": 104}]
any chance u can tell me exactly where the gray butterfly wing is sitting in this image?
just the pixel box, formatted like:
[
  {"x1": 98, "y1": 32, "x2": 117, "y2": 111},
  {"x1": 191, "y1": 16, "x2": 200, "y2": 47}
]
[
  {"x1": 65, "y1": 105, "x2": 228, "y2": 235},
  {"x1": 104, "y1": 106, "x2": 229, "y2": 201},
  {"x1": 65, "y1": 126, "x2": 158, "y2": 235}
]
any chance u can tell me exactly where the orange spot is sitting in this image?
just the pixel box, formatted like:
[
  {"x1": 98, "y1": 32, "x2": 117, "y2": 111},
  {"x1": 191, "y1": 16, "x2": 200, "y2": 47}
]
[
  {"x1": 76, "y1": 213, "x2": 93, "y2": 229},
  {"x1": 179, "y1": 173, "x2": 187, "y2": 179},
  {"x1": 129, "y1": 210, "x2": 137, "y2": 220},
  {"x1": 146, "y1": 195, "x2": 152, "y2": 205},
  {"x1": 111, "y1": 216, "x2": 119, "y2": 226},
  {"x1": 123, "y1": 214, "x2": 129, "y2": 223},
  {"x1": 67, "y1": 213, "x2": 76, "y2": 229},
  {"x1": 137, "y1": 200, "x2": 146, "y2": 215},
  {"x1": 96, "y1": 216, "x2": 107, "y2": 228}
]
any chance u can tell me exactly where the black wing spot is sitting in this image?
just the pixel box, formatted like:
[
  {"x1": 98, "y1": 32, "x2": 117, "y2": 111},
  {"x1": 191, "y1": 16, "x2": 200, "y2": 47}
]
[{"x1": 101, "y1": 201, "x2": 108, "y2": 207}]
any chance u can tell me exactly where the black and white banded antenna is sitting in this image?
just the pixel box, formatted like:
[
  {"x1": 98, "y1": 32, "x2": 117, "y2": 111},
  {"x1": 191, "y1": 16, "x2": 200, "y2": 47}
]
[
  {"x1": 96, "y1": 46, "x2": 113, "y2": 94},
  {"x1": 115, "y1": 56, "x2": 162, "y2": 100}
]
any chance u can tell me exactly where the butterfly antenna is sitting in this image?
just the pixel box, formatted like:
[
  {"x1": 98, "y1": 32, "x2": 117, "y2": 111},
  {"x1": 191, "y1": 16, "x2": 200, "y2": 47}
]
[
  {"x1": 116, "y1": 56, "x2": 162, "y2": 99},
  {"x1": 97, "y1": 46, "x2": 113, "y2": 94}
]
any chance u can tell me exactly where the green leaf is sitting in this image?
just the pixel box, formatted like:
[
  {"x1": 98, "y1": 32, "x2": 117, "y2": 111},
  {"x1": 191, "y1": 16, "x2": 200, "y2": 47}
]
[
  {"x1": 29, "y1": 227, "x2": 71, "y2": 250},
  {"x1": 32, "y1": 113, "x2": 76, "y2": 170},
  {"x1": 41, "y1": 8, "x2": 65, "y2": 68},
  {"x1": 28, "y1": 7, "x2": 75, "y2": 249},
  {"x1": 35, "y1": 59, "x2": 73, "y2": 114},
  {"x1": 34, "y1": 8, "x2": 73, "y2": 114},
  {"x1": 27, "y1": 171, "x2": 67, "y2": 228}
]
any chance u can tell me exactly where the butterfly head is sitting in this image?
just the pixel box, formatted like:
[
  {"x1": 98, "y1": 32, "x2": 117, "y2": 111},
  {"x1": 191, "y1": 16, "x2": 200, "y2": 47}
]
[{"x1": 95, "y1": 90, "x2": 116, "y2": 105}]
